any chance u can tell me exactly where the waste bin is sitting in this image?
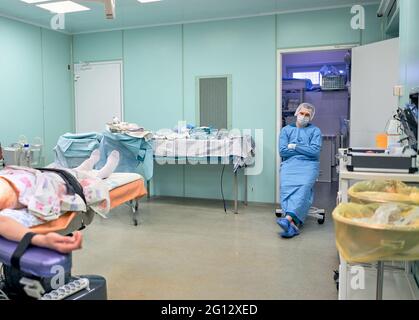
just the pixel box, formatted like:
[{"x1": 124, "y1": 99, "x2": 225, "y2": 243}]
[
  {"x1": 348, "y1": 180, "x2": 419, "y2": 206},
  {"x1": 333, "y1": 202, "x2": 419, "y2": 263}
]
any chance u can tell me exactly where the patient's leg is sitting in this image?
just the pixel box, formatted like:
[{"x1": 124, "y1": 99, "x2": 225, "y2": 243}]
[
  {"x1": 0, "y1": 178, "x2": 18, "y2": 210},
  {"x1": 76, "y1": 149, "x2": 101, "y2": 172},
  {"x1": 96, "y1": 150, "x2": 120, "y2": 179}
]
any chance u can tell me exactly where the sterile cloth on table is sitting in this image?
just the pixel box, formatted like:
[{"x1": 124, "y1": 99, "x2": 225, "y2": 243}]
[
  {"x1": 279, "y1": 124, "x2": 322, "y2": 224},
  {"x1": 154, "y1": 129, "x2": 190, "y2": 140},
  {"x1": 96, "y1": 131, "x2": 154, "y2": 181},
  {"x1": 207, "y1": 139, "x2": 229, "y2": 157},
  {"x1": 184, "y1": 139, "x2": 207, "y2": 158},
  {"x1": 0, "y1": 165, "x2": 111, "y2": 227},
  {"x1": 216, "y1": 129, "x2": 229, "y2": 139},
  {"x1": 153, "y1": 139, "x2": 176, "y2": 157},
  {"x1": 152, "y1": 134, "x2": 255, "y2": 172},
  {"x1": 229, "y1": 136, "x2": 255, "y2": 172},
  {"x1": 173, "y1": 123, "x2": 195, "y2": 133},
  {"x1": 229, "y1": 136, "x2": 254, "y2": 158},
  {"x1": 154, "y1": 139, "x2": 209, "y2": 158},
  {"x1": 206, "y1": 136, "x2": 255, "y2": 172},
  {"x1": 189, "y1": 127, "x2": 217, "y2": 140},
  {"x1": 54, "y1": 132, "x2": 103, "y2": 168}
]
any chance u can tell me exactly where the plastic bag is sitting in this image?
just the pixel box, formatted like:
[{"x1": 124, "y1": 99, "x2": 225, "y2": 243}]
[
  {"x1": 333, "y1": 202, "x2": 419, "y2": 263},
  {"x1": 320, "y1": 65, "x2": 340, "y2": 77},
  {"x1": 348, "y1": 180, "x2": 419, "y2": 205},
  {"x1": 353, "y1": 203, "x2": 419, "y2": 226}
]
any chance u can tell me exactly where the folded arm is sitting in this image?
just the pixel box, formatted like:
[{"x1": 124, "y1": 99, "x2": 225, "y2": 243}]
[
  {"x1": 279, "y1": 129, "x2": 296, "y2": 158},
  {"x1": 295, "y1": 129, "x2": 322, "y2": 158},
  {"x1": 0, "y1": 216, "x2": 82, "y2": 254}
]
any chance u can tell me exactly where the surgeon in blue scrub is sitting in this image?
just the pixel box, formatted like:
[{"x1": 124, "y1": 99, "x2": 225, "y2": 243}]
[{"x1": 277, "y1": 103, "x2": 322, "y2": 238}]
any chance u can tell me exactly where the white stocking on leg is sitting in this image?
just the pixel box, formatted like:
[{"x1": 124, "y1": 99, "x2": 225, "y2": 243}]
[
  {"x1": 96, "y1": 151, "x2": 120, "y2": 179},
  {"x1": 76, "y1": 149, "x2": 101, "y2": 172}
]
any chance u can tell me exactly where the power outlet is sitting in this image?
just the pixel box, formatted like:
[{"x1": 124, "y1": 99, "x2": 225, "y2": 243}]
[{"x1": 393, "y1": 85, "x2": 404, "y2": 97}]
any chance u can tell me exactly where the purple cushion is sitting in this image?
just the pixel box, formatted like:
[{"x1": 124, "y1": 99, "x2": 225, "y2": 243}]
[{"x1": 0, "y1": 236, "x2": 72, "y2": 277}]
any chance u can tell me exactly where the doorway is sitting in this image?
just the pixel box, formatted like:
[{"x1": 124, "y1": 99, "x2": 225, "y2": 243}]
[{"x1": 276, "y1": 45, "x2": 356, "y2": 203}]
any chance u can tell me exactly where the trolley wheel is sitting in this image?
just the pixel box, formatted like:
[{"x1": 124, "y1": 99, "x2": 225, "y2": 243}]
[
  {"x1": 333, "y1": 270, "x2": 339, "y2": 291},
  {"x1": 317, "y1": 214, "x2": 326, "y2": 225},
  {"x1": 333, "y1": 270, "x2": 339, "y2": 281},
  {"x1": 275, "y1": 209, "x2": 284, "y2": 218}
]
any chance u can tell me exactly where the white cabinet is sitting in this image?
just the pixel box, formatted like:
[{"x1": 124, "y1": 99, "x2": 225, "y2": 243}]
[{"x1": 318, "y1": 135, "x2": 337, "y2": 183}]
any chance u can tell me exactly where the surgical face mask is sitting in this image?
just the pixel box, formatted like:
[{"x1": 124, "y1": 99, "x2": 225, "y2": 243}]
[{"x1": 297, "y1": 114, "x2": 310, "y2": 126}]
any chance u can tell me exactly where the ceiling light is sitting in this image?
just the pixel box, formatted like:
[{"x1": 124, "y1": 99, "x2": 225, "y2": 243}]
[
  {"x1": 137, "y1": 0, "x2": 162, "y2": 3},
  {"x1": 37, "y1": 1, "x2": 90, "y2": 14}
]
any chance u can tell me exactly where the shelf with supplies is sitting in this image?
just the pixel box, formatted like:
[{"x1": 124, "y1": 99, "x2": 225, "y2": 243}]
[{"x1": 282, "y1": 88, "x2": 305, "y2": 127}]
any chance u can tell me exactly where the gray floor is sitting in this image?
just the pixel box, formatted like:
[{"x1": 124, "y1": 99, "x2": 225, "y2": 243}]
[{"x1": 73, "y1": 182, "x2": 340, "y2": 300}]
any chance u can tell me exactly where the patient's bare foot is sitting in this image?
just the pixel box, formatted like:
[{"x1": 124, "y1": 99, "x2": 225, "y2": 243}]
[{"x1": 97, "y1": 151, "x2": 120, "y2": 179}]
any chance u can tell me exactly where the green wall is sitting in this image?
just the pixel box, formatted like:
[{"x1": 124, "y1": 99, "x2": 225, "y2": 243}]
[
  {"x1": 124, "y1": 25, "x2": 184, "y2": 197},
  {"x1": 0, "y1": 17, "x2": 43, "y2": 152},
  {"x1": 399, "y1": 0, "x2": 419, "y2": 103},
  {"x1": 42, "y1": 29, "x2": 73, "y2": 163},
  {"x1": 71, "y1": 4, "x2": 384, "y2": 203},
  {"x1": 276, "y1": 5, "x2": 383, "y2": 49},
  {"x1": 183, "y1": 16, "x2": 276, "y2": 202},
  {"x1": 0, "y1": 17, "x2": 73, "y2": 164},
  {"x1": 73, "y1": 30, "x2": 123, "y2": 62}
]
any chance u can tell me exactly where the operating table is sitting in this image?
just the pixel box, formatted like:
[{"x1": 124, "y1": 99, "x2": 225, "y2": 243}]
[{"x1": 0, "y1": 172, "x2": 147, "y2": 300}]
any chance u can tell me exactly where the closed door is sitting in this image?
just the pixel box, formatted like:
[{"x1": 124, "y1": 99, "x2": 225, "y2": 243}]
[{"x1": 74, "y1": 61, "x2": 123, "y2": 133}]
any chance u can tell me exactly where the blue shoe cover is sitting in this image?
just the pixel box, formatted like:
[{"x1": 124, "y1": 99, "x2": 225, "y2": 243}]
[
  {"x1": 280, "y1": 224, "x2": 300, "y2": 239},
  {"x1": 276, "y1": 218, "x2": 290, "y2": 232}
]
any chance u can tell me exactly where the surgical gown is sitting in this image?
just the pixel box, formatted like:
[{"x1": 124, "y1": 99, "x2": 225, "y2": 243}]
[{"x1": 279, "y1": 123, "x2": 322, "y2": 224}]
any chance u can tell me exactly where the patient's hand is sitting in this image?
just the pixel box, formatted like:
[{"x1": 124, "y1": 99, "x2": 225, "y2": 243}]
[{"x1": 33, "y1": 231, "x2": 83, "y2": 253}]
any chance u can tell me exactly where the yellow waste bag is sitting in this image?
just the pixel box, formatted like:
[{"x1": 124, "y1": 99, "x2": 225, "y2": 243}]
[
  {"x1": 348, "y1": 180, "x2": 419, "y2": 205},
  {"x1": 333, "y1": 203, "x2": 419, "y2": 263}
]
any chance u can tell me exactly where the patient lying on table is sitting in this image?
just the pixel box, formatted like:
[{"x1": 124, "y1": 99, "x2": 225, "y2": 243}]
[{"x1": 0, "y1": 150, "x2": 120, "y2": 228}]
